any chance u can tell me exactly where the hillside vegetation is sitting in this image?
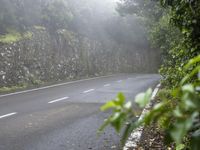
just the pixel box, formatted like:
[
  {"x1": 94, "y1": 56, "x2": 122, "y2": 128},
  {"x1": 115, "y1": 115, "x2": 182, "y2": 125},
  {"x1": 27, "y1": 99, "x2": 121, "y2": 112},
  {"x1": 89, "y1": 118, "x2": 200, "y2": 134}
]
[{"x1": 0, "y1": 0, "x2": 160, "y2": 91}]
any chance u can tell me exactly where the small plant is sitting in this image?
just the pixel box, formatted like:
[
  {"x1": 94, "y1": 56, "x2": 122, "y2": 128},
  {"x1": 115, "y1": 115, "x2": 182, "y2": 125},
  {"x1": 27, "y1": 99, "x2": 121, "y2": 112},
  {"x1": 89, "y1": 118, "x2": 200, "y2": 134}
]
[
  {"x1": 99, "y1": 56, "x2": 200, "y2": 149},
  {"x1": 99, "y1": 89, "x2": 152, "y2": 145}
]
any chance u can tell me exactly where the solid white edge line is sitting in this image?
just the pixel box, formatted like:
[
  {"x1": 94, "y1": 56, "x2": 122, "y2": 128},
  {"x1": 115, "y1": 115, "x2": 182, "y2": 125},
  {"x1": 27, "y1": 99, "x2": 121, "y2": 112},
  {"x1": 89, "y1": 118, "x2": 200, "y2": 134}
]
[
  {"x1": 83, "y1": 89, "x2": 95, "y2": 94},
  {"x1": 0, "y1": 112, "x2": 17, "y2": 119},
  {"x1": 123, "y1": 84, "x2": 161, "y2": 150},
  {"x1": 48, "y1": 97, "x2": 69, "y2": 104},
  {"x1": 0, "y1": 75, "x2": 115, "y2": 98}
]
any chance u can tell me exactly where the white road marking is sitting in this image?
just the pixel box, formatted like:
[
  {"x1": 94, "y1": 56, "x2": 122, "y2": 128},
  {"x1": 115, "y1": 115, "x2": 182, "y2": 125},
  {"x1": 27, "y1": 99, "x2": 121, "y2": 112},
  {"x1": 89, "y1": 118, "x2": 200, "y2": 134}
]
[
  {"x1": 123, "y1": 84, "x2": 161, "y2": 150},
  {"x1": 0, "y1": 75, "x2": 116, "y2": 98},
  {"x1": 104, "y1": 84, "x2": 110, "y2": 87},
  {"x1": 0, "y1": 112, "x2": 17, "y2": 119},
  {"x1": 151, "y1": 84, "x2": 160, "y2": 99},
  {"x1": 117, "y1": 80, "x2": 122, "y2": 83},
  {"x1": 83, "y1": 89, "x2": 95, "y2": 94},
  {"x1": 48, "y1": 97, "x2": 69, "y2": 104}
]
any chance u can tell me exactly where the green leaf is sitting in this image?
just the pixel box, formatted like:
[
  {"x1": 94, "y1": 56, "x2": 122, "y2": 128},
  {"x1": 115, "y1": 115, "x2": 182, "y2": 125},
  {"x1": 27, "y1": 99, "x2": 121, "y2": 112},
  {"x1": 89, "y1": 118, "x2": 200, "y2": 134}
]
[
  {"x1": 100, "y1": 101, "x2": 117, "y2": 111},
  {"x1": 135, "y1": 88, "x2": 152, "y2": 108},
  {"x1": 170, "y1": 121, "x2": 186, "y2": 145},
  {"x1": 184, "y1": 98, "x2": 196, "y2": 110},
  {"x1": 121, "y1": 123, "x2": 132, "y2": 145},
  {"x1": 117, "y1": 93, "x2": 125, "y2": 105},
  {"x1": 98, "y1": 116, "x2": 112, "y2": 134},
  {"x1": 171, "y1": 113, "x2": 197, "y2": 145},
  {"x1": 184, "y1": 55, "x2": 200, "y2": 69},
  {"x1": 135, "y1": 93, "x2": 145, "y2": 107},
  {"x1": 124, "y1": 101, "x2": 132, "y2": 110},
  {"x1": 176, "y1": 144, "x2": 185, "y2": 150},
  {"x1": 110, "y1": 112, "x2": 121, "y2": 122},
  {"x1": 110, "y1": 113, "x2": 125, "y2": 133},
  {"x1": 173, "y1": 107, "x2": 183, "y2": 117},
  {"x1": 182, "y1": 84, "x2": 194, "y2": 93},
  {"x1": 181, "y1": 66, "x2": 200, "y2": 85}
]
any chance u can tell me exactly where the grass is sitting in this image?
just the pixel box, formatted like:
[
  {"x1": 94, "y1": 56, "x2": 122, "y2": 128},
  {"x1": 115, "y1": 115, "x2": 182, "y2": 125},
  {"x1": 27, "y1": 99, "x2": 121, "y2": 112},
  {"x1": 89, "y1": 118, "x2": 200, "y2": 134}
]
[
  {"x1": 0, "y1": 30, "x2": 33, "y2": 44},
  {"x1": 0, "y1": 85, "x2": 28, "y2": 93},
  {"x1": 0, "y1": 78, "x2": 43, "y2": 94}
]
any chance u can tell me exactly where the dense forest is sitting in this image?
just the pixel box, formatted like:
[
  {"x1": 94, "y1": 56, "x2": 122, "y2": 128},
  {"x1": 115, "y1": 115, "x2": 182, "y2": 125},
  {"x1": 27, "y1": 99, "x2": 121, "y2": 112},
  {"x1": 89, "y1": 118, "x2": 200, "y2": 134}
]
[
  {"x1": 0, "y1": 0, "x2": 160, "y2": 89},
  {"x1": 100, "y1": 0, "x2": 200, "y2": 149}
]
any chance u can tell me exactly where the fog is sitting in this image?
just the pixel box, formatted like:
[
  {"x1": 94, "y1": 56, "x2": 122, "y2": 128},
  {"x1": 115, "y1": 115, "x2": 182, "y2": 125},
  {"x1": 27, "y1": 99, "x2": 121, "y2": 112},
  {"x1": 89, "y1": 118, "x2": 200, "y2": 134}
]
[{"x1": 0, "y1": 0, "x2": 160, "y2": 88}]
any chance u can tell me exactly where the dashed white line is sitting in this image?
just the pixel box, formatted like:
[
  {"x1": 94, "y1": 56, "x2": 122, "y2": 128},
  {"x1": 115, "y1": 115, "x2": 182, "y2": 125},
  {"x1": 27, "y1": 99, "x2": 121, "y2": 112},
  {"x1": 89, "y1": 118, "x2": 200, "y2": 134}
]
[
  {"x1": 0, "y1": 75, "x2": 115, "y2": 98},
  {"x1": 83, "y1": 89, "x2": 95, "y2": 94},
  {"x1": 48, "y1": 97, "x2": 69, "y2": 104},
  {"x1": 104, "y1": 84, "x2": 110, "y2": 87},
  {"x1": 0, "y1": 112, "x2": 17, "y2": 119}
]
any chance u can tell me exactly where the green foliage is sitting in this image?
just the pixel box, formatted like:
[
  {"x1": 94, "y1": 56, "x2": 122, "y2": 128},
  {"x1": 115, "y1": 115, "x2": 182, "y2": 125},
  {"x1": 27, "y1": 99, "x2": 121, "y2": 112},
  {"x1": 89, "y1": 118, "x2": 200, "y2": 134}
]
[
  {"x1": 0, "y1": 30, "x2": 33, "y2": 43},
  {"x1": 99, "y1": 93, "x2": 136, "y2": 144},
  {"x1": 160, "y1": 0, "x2": 200, "y2": 50},
  {"x1": 0, "y1": 85, "x2": 28, "y2": 93},
  {"x1": 158, "y1": 0, "x2": 200, "y2": 88},
  {"x1": 0, "y1": 0, "x2": 74, "y2": 35},
  {"x1": 135, "y1": 88, "x2": 152, "y2": 107},
  {"x1": 100, "y1": 65, "x2": 200, "y2": 148},
  {"x1": 99, "y1": 90, "x2": 153, "y2": 144},
  {"x1": 99, "y1": 93, "x2": 132, "y2": 131},
  {"x1": 176, "y1": 144, "x2": 185, "y2": 150},
  {"x1": 41, "y1": 0, "x2": 73, "y2": 32},
  {"x1": 100, "y1": 0, "x2": 200, "y2": 149},
  {"x1": 0, "y1": 32, "x2": 21, "y2": 43}
]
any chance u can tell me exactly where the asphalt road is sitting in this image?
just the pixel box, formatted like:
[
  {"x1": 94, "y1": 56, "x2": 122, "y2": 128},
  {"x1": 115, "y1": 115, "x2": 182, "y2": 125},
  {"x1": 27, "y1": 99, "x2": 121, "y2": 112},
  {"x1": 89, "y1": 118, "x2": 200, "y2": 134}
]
[{"x1": 0, "y1": 74, "x2": 160, "y2": 150}]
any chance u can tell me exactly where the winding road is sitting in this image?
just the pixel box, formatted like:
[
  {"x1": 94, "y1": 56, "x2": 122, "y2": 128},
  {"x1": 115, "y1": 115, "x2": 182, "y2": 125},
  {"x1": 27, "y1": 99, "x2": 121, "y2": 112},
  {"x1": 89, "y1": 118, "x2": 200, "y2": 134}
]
[{"x1": 0, "y1": 74, "x2": 160, "y2": 150}]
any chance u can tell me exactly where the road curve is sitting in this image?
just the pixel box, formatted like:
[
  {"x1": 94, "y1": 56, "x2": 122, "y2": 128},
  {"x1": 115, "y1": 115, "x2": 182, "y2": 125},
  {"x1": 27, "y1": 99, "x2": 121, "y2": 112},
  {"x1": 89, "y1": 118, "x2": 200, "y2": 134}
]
[{"x1": 0, "y1": 74, "x2": 160, "y2": 150}]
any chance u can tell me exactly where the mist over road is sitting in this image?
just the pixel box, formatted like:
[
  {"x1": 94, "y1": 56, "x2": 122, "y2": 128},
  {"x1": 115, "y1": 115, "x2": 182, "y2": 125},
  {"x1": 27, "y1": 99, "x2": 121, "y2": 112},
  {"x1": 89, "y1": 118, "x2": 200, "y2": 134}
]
[{"x1": 0, "y1": 74, "x2": 160, "y2": 150}]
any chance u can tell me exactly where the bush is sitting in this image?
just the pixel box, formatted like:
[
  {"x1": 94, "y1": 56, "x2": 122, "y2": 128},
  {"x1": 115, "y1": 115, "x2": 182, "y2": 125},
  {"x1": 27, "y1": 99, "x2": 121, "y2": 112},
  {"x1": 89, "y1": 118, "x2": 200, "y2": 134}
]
[{"x1": 100, "y1": 0, "x2": 200, "y2": 149}]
